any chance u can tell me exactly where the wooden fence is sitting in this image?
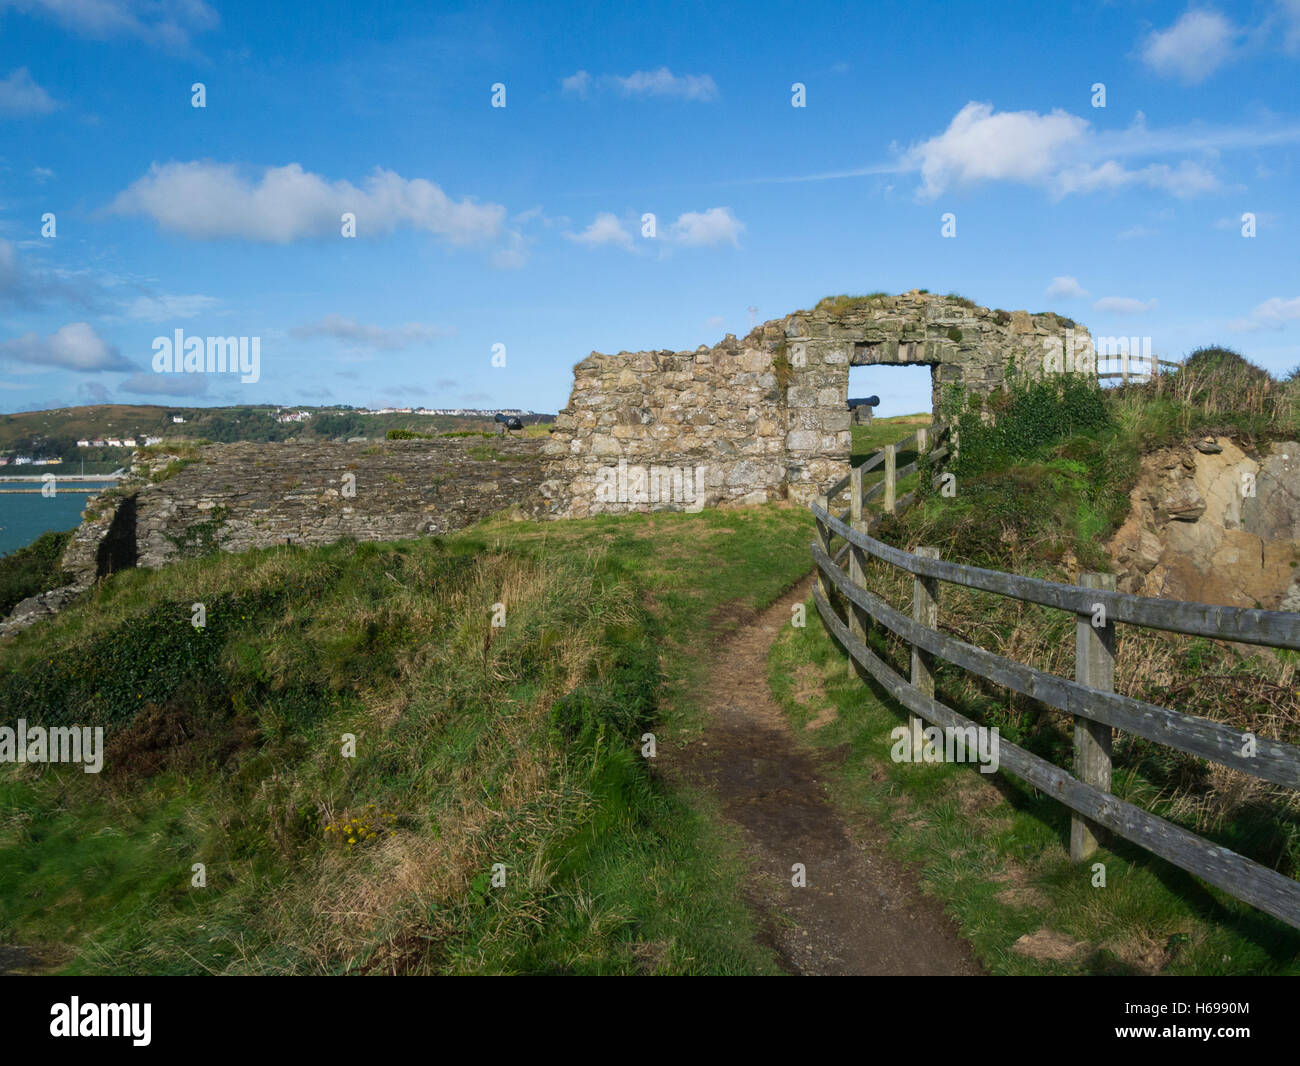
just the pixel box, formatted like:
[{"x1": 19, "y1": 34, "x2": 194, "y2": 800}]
[
  {"x1": 1096, "y1": 352, "x2": 1183, "y2": 384},
  {"x1": 810, "y1": 425, "x2": 1300, "y2": 930}
]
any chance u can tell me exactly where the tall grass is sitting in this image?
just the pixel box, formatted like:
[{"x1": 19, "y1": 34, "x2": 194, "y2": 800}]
[{"x1": 0, "y1": 507, "x2": 814, "y2": 974}]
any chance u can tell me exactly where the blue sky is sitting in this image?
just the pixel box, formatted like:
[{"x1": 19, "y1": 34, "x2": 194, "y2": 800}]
[{"x1": 1, "y1": 0, "x2": 1298, "y2": 418}]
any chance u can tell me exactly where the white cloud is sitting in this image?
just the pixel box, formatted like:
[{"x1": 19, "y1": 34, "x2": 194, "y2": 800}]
[
  {"x1": 1054, "y1": 159, "x2": 1218, "y2": 198},
  {"x1": 907, "y1": 102, "x2": 1088, "y2": 200},
  {"x1": 1141, "y1": 9, "x2": 1238, "y2": 83},
  {"x1": 1118, "y1": 224, "x2": 1157, "y2": 240},
  {"x1": 77, "y1": 380, "x2": 110, "y2": 403},
  {"x1": 565, "y1": 67, "x2": 718, "y2": 102},
  {"x1": 565, "y1": 212, "x2": 634, "y2": 249},
  {"x1": 1092, "y1": 296, "x2": 1158, "y2": 314},
  {"x1": 608, "y1": 67, "x2": 718, "y2": 100},
  {"x1": 1229, "y1": 296, "x2": 1300, "y2": 331},
  {"x1": 121, "y1": 292, "x2": 219, "y2": 321},
  {"x1": 704, "y1": 315, "x2": 725, "y2": 331},
  {"x1": 0, "y1": 321, "x2": 130, "y2": 371},
  {"x1": 0, "y1": 67, "x2": 57, "y2": 115},
  {"x1": 560, "y1": 70, "x2": 591, "y2": 97},
  {"x1": 669, "y1": 207, "x2": 743, "y2": 247},
  {"x1": 110, "y1": 161, "x2": 508, "y2": 245},
  {"x1": 1284, "y1": 0, "x2": 1300, "y2": 53},
  {"x1": 119, "y1": 371, "x2": 207, "y2": 396},
  {"x1": 0, "y1": 240, "x2": 107, "y2": 310},
  {"x1": 1045, "y1": 276, "x2": 1089, "y2": 300},
  {"x1": 291, "y1": 314, "x2": 452, "y2": 350},
  {"x1": 1, "y1": 0, "x2": 219, "y2": 50},
  {"x1": 903, "y1": 102, "x2": 1225, "y2": 200}
]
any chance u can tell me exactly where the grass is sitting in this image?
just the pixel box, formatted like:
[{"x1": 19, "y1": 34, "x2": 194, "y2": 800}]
[
  {"x1": 777, "y1": 371, "x2": 1300, "y2": 973},
  {"x1": 0, "y1": 505, "x2": 814, "y2": 974},
  {"x1": 0, "y1": 528, "x2": 73, "y2": 615},
  {"x1": 814, "y1": 292, "x2": 889, "y2": 315},
  {"x1": 769, "y1": 615, "x2": 1300, "y2": 974}
]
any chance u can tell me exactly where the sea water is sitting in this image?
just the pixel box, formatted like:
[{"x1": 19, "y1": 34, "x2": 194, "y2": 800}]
[{"x1": 0, "y1": 481, "x2": 114, "y2": 556}]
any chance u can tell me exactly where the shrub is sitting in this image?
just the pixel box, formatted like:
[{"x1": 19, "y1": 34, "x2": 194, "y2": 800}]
[
  {"x1": 953, "y1": 375, "x2": 1110, "y2": 477},
  {"x1": 814, "y1": 292, "x2": 889, "y2": 315},
  {"x1": 0, "y1": 529, "x2": 73, "y2": 615},
  {"x1": 1174, "y1": 346, "x2": 1273, "y2": 416}
]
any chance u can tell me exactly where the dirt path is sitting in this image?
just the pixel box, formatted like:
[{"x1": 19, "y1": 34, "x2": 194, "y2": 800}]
[{"x1": 675, "y1": 576, "x2": 982, "y2": 976}]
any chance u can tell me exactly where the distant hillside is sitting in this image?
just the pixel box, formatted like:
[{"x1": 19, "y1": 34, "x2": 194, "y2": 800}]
[{"x1": 0, "y1": 404, "x2": 554, "y2": 463}]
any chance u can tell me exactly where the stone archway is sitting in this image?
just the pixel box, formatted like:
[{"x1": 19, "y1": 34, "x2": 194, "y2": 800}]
[{"x1": 539, "y1": 291, "x2": 1091, "y2": 517}]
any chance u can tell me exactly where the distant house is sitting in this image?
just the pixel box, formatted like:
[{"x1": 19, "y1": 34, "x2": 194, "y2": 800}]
[
  {"x1": 172, "y1": 416, "x2": 186, "y2": 424},
  {"x1": 14, "y1": 456, "x2": 32, "y2": 465},
  {"x1": 76, "y1": 439, "x2": 90, "y2": 448},
  {"x1": 107, "y1": 438, "x2": 122, "y2": 447},
  {"x1": 123, "y1": 438, "x2": 137, "y2": 447},
  {"x1": 91, "y1": 439, "x2": 106, "y2": 447},
  {"x1": 0, "y1": 457, "x2": 9, "y2": 466},
  {"x1": 144, "y1": 435, "x2": 162, "y2": 446}
]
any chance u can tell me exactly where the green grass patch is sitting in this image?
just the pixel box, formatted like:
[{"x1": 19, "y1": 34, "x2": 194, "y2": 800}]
[
  {"x1": 768, "y1": 605, "x2": 1300, "y2": 974},
  {"x1": 0, "y1": 529, "x2": 73, "y2": 615},
  {"x1": 0, "y1": 506, "x2": 813, "y2": 974}
]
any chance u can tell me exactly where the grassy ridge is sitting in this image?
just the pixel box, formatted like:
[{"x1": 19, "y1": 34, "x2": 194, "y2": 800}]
[{"x1": 0, "y1": 507, "x2": 813, "y2": 974}]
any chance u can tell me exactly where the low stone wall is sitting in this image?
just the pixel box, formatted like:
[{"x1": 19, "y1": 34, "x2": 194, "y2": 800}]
[
  {"x1": 539, "y1": 291, "x2": 1092, "y2": 517},
  {"x1": 62, "y1": 436, "x2": 545, "y2": 584}
]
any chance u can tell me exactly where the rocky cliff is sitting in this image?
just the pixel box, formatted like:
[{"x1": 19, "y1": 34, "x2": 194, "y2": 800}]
[{"x1": 1108, "y1": 436, "x2": 1300, "y2": 610}]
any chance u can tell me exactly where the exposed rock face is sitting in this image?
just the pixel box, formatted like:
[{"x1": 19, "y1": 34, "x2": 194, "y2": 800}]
[
  {"x1": 0, "y1": 585, "x2": 88, "y2": 638},
  {"x1": 1108, "y1": 438, "x2": 1300, "y2": 608},
  {"x1": 540, "y1": 291, "x2": 1092, "y2": 516}
]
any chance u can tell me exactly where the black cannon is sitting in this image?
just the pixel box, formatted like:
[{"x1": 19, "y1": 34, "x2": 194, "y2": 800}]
[
  {"x1": 494, "y1": 412, "x2": 524, "y2": 433},
  {"x1": 847, "y1": 395, "x2": 880, "y2": 425}
]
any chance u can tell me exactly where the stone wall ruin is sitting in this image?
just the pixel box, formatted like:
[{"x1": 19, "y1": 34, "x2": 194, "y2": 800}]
[{"x1": 539, "y1": 291, "x2": 1094, "y2": 517}]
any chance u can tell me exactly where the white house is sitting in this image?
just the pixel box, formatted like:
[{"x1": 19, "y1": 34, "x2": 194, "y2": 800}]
[
  {"x1": 123, "y1": 438, "x2": 137, "y2": 447},
  {"x1": 172, "y1": 416, "x2": 186, "y2": 423},
  {"x1": 76, "y1": 439, "x2": 90, "y2": 448},
  {"x1": 107, "y1": 438, "x2": 122, "y2": 447}
]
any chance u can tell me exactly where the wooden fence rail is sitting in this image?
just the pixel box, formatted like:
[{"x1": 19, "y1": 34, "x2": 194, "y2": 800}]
[
  {"x1": 810, "y1": 425, "x2": 1300, "y2": 930},
  {"x1": 1096, "y1": 354, "x2": 1184, "y2": 384}
]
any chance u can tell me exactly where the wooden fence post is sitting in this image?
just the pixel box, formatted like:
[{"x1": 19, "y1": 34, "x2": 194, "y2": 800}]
[
  {"x1": 814, "y1": 493, "x2": 830, "y2": 601},
  {"x1": 911, "y1": 547, "x2": 940, "y2": 756},
  {"x1": 813, "y1": 494, "x2": 843, "y2": 624},
  {"x1": 883, "y1": 444, "x2": 897, "y2": 515},
  {"x1": 847, "y1": 465, "x2": 867, "y2": 677},
  {"x1": 1072, "y1": 571, "x2": 1116, "y2": 861},
  {"x1": 916, "y1": 425, "x2": 928, "y2": 455}
]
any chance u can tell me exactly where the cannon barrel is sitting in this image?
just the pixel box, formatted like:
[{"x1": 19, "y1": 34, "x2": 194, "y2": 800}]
[{"x1": 847, "y1": 395, "x2": 880, "y2": 409}]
